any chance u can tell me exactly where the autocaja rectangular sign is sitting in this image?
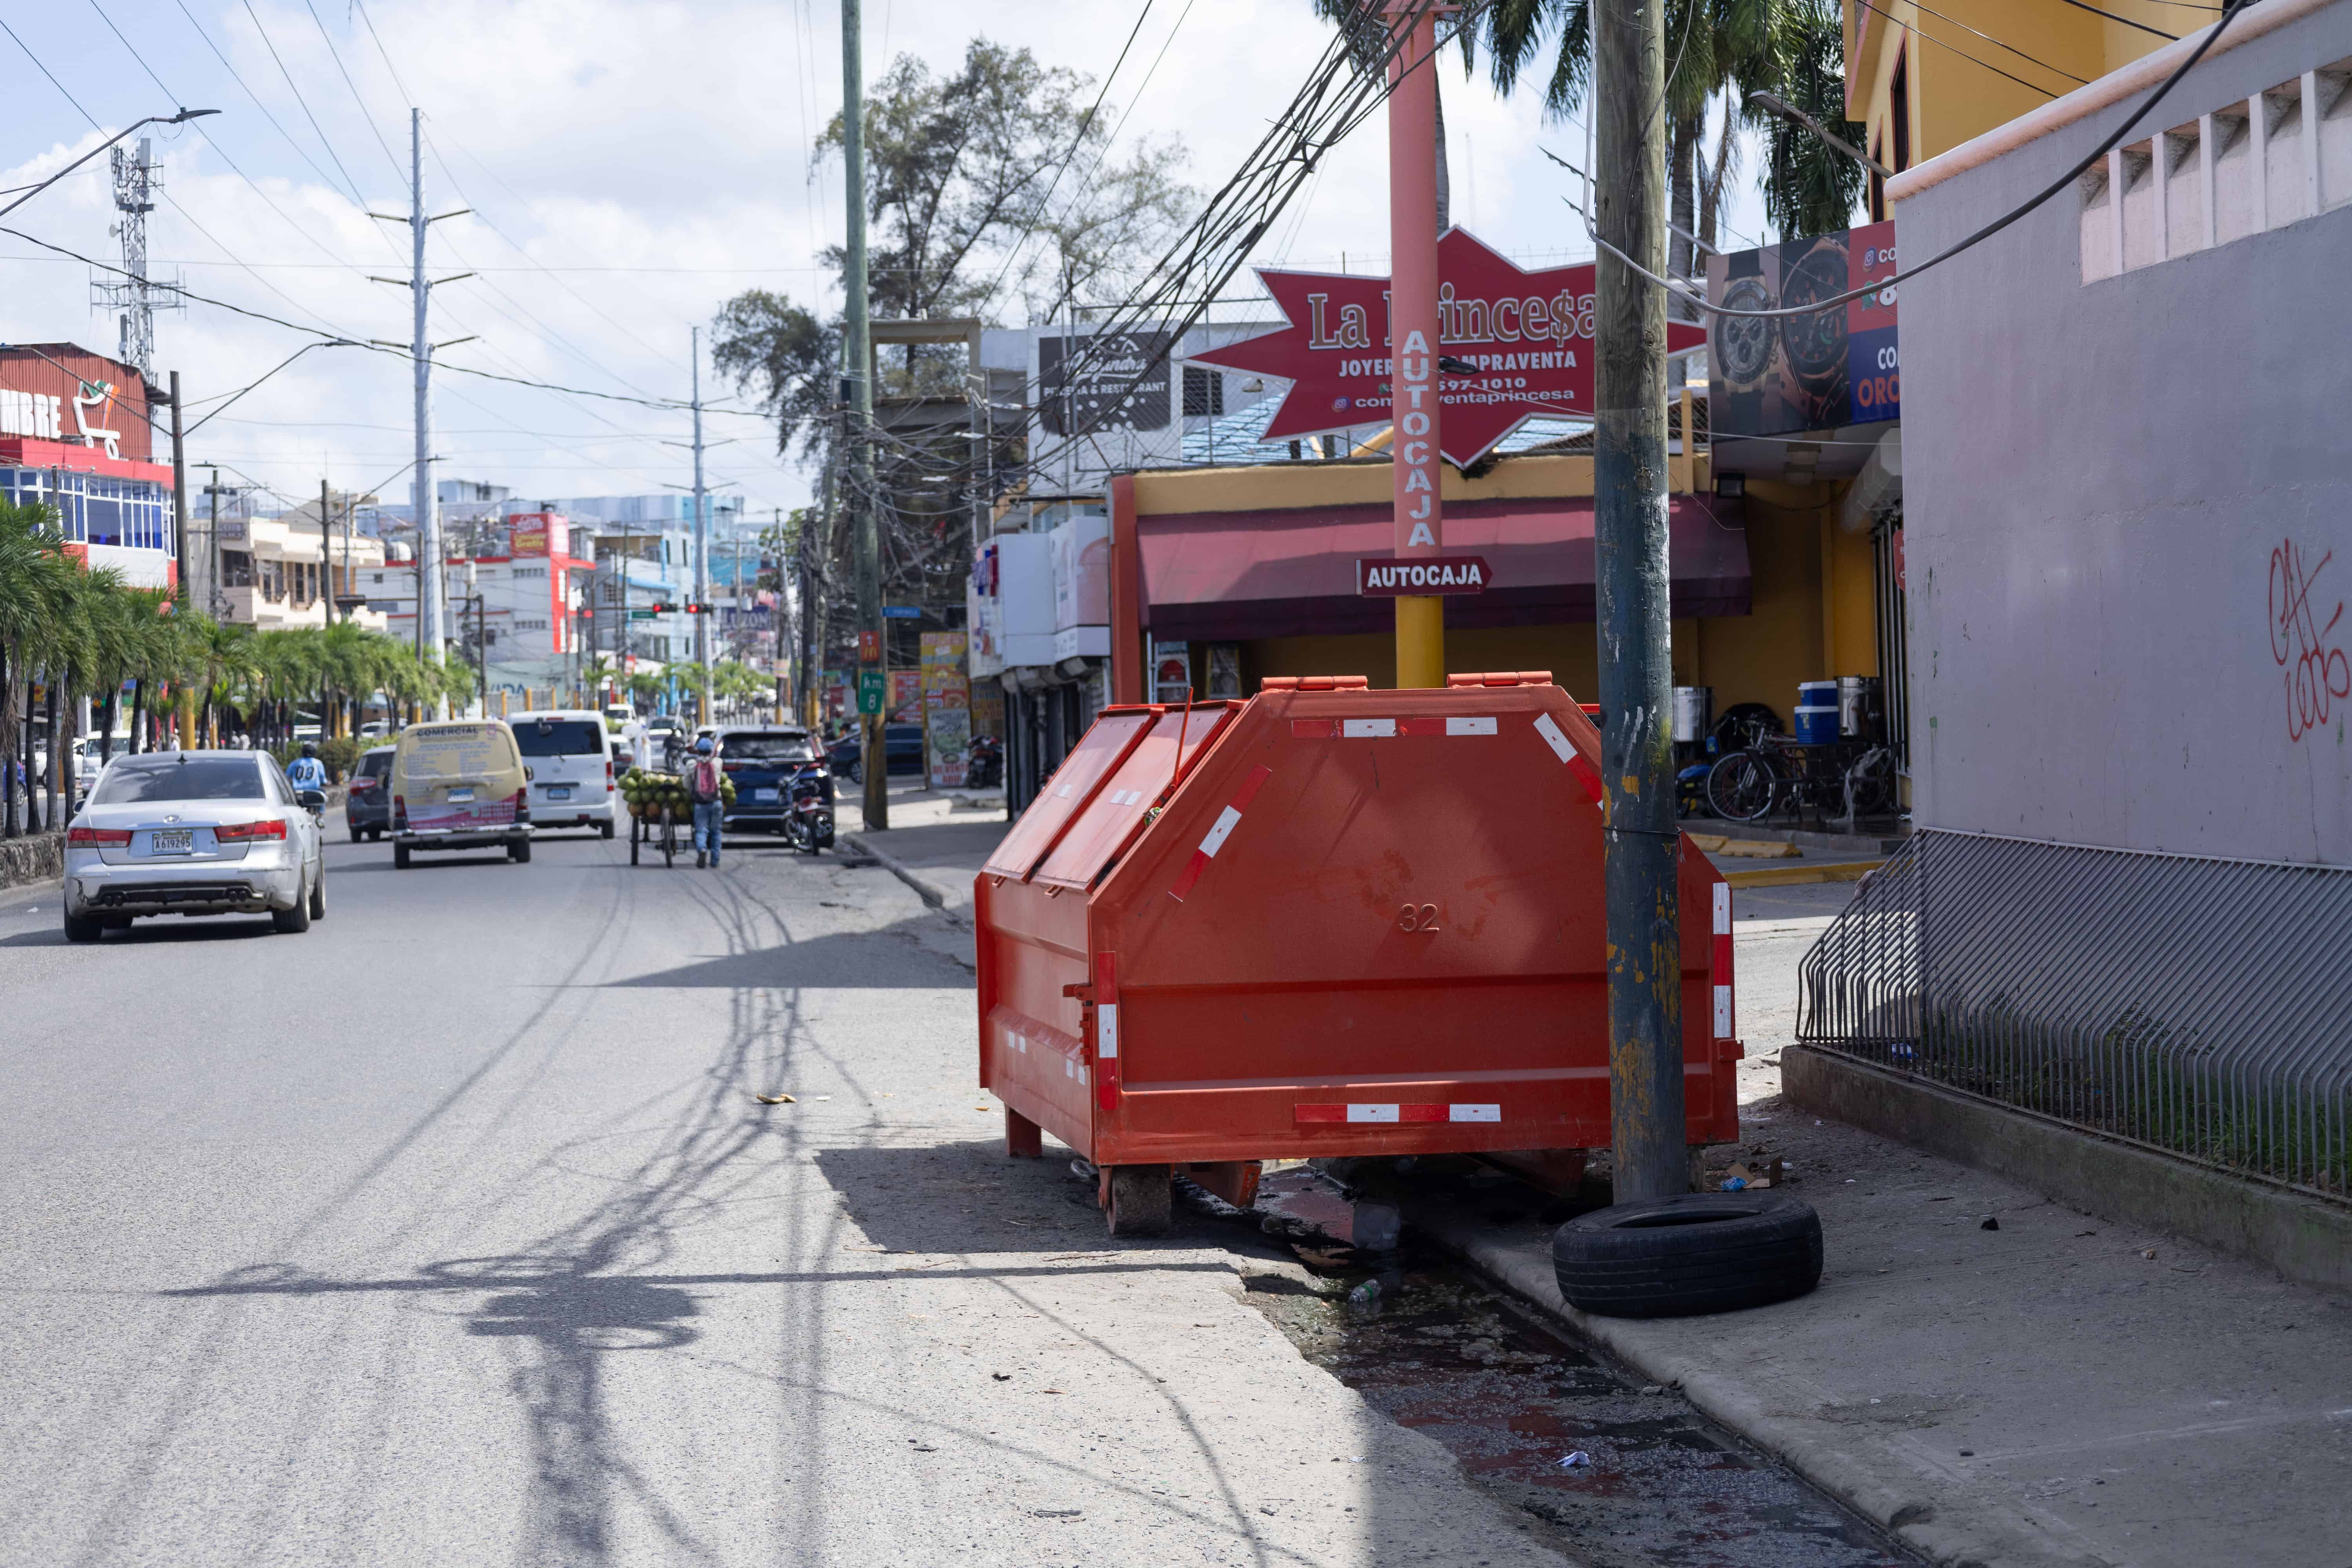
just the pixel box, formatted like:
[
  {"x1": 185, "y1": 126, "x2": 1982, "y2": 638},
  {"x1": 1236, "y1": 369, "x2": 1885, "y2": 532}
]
[{"x1": 1356, "y1": 556, "x2": 1491, "y2": 596}]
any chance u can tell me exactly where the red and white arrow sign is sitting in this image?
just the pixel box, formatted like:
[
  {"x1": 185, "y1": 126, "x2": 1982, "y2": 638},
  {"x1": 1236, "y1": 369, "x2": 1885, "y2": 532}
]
[{"x1": 1190, "y1": 227, "x2": 1705, "y2": 466}]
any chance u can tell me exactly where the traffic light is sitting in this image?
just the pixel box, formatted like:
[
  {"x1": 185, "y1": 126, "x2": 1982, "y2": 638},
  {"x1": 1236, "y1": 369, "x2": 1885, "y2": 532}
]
[
  {"x1": 647, "y1": 600, "x2": 677, "y2": 614},
  {"x1": 684, "y1": 602, "x2": 713, "y2": 615}
]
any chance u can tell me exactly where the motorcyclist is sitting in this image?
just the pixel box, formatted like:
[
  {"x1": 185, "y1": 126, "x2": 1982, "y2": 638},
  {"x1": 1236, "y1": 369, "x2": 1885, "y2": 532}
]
[
  {"x1": 683, "y1": 735, "x2": 724, "y2": 870},
  {"x1": 285, "y1": 740, "x2": 328, "y2": 795}
]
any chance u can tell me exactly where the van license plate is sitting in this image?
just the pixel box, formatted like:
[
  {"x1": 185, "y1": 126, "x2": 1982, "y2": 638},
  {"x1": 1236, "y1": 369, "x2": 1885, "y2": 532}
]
[
  {"x1": 748, "y1": 788, "x2": 775, "y2": 802},
  {"x1": 546, "y1": 786, "x2": 572, "y2": 801},
  {"x1": 448, "y1": 788, "x2": 474, "y2": 804},
  {"x1": 151, "y1": 829, "x2": 192, "y2": 854}
]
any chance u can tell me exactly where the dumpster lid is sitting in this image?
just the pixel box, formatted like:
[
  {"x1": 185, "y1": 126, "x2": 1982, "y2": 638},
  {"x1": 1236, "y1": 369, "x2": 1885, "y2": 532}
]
[
  {"x1": 1032, "y1": 703, "x2": 1240, "y2": 891},
  {"x1": 981, "y1": 709, "x2": 1158, "y2": 881}
]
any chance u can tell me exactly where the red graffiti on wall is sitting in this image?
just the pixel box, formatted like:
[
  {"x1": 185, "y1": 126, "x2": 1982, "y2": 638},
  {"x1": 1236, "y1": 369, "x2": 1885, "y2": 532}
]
[{"x1": 2269, "y1": 537, "x2": 2351, "y2": 742}]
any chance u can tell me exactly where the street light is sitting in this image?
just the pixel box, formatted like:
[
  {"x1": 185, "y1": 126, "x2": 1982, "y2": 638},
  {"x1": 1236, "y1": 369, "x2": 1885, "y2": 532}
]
[{"x1": 0, "y1": 107, "x2": 220, "y2": 222}]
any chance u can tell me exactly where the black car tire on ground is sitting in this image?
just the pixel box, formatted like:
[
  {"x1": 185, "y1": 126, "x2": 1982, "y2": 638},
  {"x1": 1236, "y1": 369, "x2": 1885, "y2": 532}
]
[
  {"x1": 394, "y1": 841, "x2": 411, "y2": 869},
  {"x1": 309, "y1": 869, "x2": 326, "y2": 920},
  {"x1": 509, "y1": 837, "x2": 532, "y2": 864},
  {"x1": 272, "y1": 886, "x2": 313, "y2": 934},
  {"x1": 1104, "y1": 1165, "x2": 1173, "y2": 1238},
  {"x1": 600, "y1": 819, "x2": 615, "y2": 839},
  {"x1": 1551, "y1": 1191, "x2": 1822, "y2": 1318},
  {"x1": 63, "y1": 908, "x2": 103, "y2": 943}
]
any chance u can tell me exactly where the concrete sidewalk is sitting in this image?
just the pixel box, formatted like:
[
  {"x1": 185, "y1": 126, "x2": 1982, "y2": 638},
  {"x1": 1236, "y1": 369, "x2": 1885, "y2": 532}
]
[{"x1": 845, "y1": 792, "x2": 2352, "y2": 1566}]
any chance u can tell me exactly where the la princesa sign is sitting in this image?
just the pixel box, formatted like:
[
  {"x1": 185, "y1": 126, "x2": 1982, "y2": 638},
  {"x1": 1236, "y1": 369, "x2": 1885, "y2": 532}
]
[{"x1": 1190, "y1": 228, "x2": 1703, "y2": 466}]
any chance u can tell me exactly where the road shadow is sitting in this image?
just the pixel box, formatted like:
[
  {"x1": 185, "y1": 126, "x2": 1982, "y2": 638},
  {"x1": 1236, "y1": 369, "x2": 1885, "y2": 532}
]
[
  {"x1": 601, "y1": 924, "x2": 966, "y2": 989},
  {"x1": 809, "y1": 1136, "x2": 1251, "y2": 1258}
]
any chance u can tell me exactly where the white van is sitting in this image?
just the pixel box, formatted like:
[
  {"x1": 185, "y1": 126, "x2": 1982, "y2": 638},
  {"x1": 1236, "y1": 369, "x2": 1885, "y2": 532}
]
[{"x1": 506, "y1": 710, "x2": 617, "y2": 837}]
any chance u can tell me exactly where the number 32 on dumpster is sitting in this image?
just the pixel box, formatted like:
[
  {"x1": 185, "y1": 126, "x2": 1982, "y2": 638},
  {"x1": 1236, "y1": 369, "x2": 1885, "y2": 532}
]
[{"x1": 1397, "y1": 903, "x2": 1440, "y2": 933}]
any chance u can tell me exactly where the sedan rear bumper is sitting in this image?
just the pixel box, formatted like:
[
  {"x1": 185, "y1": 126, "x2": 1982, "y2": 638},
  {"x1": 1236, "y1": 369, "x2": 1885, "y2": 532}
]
[{"x1": 68, "y1": 857, "x2": 302, "y2": 916}]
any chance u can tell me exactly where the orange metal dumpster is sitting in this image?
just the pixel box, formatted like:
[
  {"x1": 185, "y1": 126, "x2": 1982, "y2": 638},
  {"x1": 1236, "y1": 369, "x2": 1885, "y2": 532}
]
[{"x1": 975, "y1": 672, "x2": 1741, "y2": 1232}]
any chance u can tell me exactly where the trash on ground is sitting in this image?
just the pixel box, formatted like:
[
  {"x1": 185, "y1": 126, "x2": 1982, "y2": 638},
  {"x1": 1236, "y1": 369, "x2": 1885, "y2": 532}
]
[
  {"x1": 754, "y1": 1093, "x2": 795, "y2": 1105},
  {"x1": 1347, "y1": 1279, "x2": 1383, "y2": 1308},
  {"x1": 2140, "y1": 1247, "x2": 2158, "y2": 1260},
  {"x1": 1640, "y1": 1385, "x2": 1665, "y2": 1396},
  {"x1": 1032, "y1": 1508, "x2": 1082, "y2": 1519},
  {"x1": 991, "y1": 1372, "x2": 1011, "y2": 1381},
  {"x1": 1981, "y1": 1216, "x2": 2000, "y2": 1231},
  {"x1": 1720, "y1": 1176, "x2": 1748, "y2": 1191},
  {"x1": 1559, "y1": 1450, "x2": 1593, "y2": 1469}
]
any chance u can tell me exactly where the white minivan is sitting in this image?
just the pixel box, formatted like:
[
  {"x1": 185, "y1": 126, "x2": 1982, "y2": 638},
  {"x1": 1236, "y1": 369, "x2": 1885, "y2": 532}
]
[{"x1": 507, "y1": 710, "x2": 617, "y2": 837}]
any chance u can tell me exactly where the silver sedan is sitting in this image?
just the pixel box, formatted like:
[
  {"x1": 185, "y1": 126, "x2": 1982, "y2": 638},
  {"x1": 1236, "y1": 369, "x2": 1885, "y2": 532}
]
[{"x1": 62, "y1": 750, "x2": 327, "y2": 942}]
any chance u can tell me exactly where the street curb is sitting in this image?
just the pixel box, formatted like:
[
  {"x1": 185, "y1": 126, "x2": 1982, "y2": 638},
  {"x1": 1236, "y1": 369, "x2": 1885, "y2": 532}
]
[
  {"x1": 1407, "y1": 1202, "x2": 2095, "y2": 1568},
  {"x1": 1784, "y1": 1043, "x2": 2352, "y2": 1294},
  {"x1": 839, "y1": 832, "x2": 968, "y2": 929},
  {"x1": 1, "y1": 831, "x2": 65, "y2": 890}
]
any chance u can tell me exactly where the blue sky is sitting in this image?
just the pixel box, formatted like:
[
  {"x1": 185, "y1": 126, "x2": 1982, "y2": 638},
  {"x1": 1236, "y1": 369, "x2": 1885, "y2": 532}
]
[{"x1": 2, "y1": 1, "x2": 1780, "y2": 521}]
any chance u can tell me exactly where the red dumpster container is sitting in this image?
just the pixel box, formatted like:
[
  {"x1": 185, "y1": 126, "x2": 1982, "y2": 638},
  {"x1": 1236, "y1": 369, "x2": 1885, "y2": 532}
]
[{"x1": 975, "y1": 671, "x2": 1740, "y2": 1232}]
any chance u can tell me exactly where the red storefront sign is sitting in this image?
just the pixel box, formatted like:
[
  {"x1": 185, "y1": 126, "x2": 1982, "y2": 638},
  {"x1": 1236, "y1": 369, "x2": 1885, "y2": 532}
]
[
  {"x1": 1190, "y1": 229, "x2": 1705, "y2": 466},
  {"x1": 1357, "y1": 555, "x2": 1491, "y2": 596}
]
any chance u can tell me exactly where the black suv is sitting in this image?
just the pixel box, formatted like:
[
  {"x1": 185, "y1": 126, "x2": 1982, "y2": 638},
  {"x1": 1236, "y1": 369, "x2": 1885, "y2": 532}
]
[{"x1": 717, "y1": 728, "x2": 828, "y2": 830}]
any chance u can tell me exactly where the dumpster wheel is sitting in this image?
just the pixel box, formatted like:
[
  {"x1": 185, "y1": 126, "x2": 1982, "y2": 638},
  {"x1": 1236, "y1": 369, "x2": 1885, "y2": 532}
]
[{"x1": 1102, "y1": 1165, "x2": 1173, "y2": 1237}]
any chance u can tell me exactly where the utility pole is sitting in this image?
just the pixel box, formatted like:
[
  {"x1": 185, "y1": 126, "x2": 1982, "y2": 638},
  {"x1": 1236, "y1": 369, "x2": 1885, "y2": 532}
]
[
  {"x1": 691, "y1": 325, "x2": 711, "y2": 729},
  {"x1": 1595, "y1": 0, "x2": 1684, "y2": 1200},
  {"x1": 773, "y1": 506, "x2": 788, "y2": 719},
  {"x1": 167, "y1": 369, "x2": 187, "y2": 603},
  {"x1": 204, "y1": 468, "x2": 226, "y2": 621},
  {"x1": 320, "y1": 479, "x2": 336, "y2": 637},
  {"x1": 372, "y1": 109, "x2": 470, "y2": 708},
  {"x1": 843, "y1": 0, "x2": 886, "y2": 829},
  {"x1": 1384, "y1": 0, "x2": 1445, "y2": 691}
]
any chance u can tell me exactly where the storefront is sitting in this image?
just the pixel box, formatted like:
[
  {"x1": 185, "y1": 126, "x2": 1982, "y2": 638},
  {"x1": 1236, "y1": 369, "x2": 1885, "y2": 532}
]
[
  {"x1": 0, "y1": 343, "x2": 176, "y2": 590},
  {"x1": 1105, "y1": 448, "x2": 1882, "y2": 744}
]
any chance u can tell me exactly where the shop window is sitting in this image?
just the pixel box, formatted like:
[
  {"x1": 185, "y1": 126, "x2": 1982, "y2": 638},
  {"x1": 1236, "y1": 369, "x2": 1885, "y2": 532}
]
[{"x1": 223, "y1": 550, "x2": 254, "y2": 588}]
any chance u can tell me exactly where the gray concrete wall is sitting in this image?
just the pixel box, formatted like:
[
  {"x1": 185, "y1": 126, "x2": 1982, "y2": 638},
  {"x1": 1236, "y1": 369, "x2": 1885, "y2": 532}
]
[{"x1": 1895, "y1": 2, "x2": 2352, "y2": 865}]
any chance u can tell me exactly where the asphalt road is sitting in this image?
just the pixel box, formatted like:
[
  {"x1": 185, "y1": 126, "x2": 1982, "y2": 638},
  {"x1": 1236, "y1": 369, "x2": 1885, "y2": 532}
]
[{"x1": 0, "y1": 825, "x2": 1570, "y2": 1567}]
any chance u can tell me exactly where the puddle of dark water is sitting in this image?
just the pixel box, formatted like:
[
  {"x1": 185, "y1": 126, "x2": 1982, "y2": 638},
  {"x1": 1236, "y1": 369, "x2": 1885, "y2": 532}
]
[{"x1": 1226, "y1": 1171, "x2": 1918, "y2": 1568}]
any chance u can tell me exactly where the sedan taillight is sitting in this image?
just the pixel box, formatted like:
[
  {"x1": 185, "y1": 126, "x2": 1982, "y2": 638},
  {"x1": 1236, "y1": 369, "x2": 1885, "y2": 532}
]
[
  {"x1": 214, "y1": 819, "x2": 287, "y2": 842},
  {"x1": 67, "y1": 826, "x2": 132, "y2": 847}
]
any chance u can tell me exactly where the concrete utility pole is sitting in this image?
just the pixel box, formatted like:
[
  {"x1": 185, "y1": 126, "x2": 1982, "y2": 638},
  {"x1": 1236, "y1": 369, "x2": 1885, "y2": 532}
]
[
  {"x1": 374, "y1": 108, "x2": 471, "y2": 708},
  {"x1": 1595, "y1": 0, "x2": 1685, "y2": 1201},
  {"x1": 320, "y1": 479, "x2": 336, "y2": 632},
  {"x1": 204, "y1": 468, "x2": 226, "y2": 621},
  {"x1": 843, "y1": 0, "x2": 886, "y2": 829},
  {"x1": 1384, "y1": 0, "x2": 1445, "y2": 691},
  {"x1": 691, "y1": 325, "x2": 711, "y2": 728},
  {"x1": 167, "y1": 369, "x2": 187, "y2": 602}
]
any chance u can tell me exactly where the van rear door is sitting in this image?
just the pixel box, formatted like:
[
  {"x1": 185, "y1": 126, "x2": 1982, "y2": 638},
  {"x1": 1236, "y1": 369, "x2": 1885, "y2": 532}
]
[{"x1": 512, "y1": 717, "x2": 610, "y2": 810}]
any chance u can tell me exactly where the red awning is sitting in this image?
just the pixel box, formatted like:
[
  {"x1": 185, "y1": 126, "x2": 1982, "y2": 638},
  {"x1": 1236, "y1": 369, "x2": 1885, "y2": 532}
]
[{"x1": 1138, "y1": 495, "x2": 1749, "y2": 641}]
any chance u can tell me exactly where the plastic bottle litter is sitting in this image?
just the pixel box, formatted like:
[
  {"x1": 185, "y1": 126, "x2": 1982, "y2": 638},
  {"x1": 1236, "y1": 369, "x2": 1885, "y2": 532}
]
[
  {"x1": 1559, "y1": 1451, "x2": 1593, "y2": 1469},
  {"x1": 1346, "y1": 1278, "x2": 1383, "y2": 1309}
]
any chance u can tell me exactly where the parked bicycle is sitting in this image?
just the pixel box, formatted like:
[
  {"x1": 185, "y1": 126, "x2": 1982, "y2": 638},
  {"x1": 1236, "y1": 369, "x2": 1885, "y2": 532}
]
[{"x1": 1705, "y1": 719, "x2": 1898, "y2": 825}]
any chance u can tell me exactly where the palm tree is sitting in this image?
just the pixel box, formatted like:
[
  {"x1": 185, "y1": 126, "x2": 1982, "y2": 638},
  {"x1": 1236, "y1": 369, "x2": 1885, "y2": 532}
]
[
  {"x1": 1474, "y1": 0, "x2": 1780, "y2": 283},
  {"x1": 0, "y1": 499, "x2": 71, "y2": 834}
]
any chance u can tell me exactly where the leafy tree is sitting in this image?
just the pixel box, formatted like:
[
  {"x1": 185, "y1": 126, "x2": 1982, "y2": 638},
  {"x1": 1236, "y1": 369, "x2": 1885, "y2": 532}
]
[{"x1": 1759, "y1": 0, "x2": 1866, "y2": 238}]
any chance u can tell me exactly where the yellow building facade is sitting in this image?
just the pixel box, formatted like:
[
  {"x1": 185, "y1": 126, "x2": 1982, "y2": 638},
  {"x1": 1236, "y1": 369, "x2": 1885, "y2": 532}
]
[{"x1": 1847, "y1": 0, "x2": 2190, "y2": 211}]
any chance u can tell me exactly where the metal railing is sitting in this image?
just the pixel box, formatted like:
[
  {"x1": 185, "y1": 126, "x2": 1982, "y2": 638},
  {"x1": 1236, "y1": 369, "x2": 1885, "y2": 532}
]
[{"x1": 1799, "y1": 829, "x2": 2352, "y2": 1201}]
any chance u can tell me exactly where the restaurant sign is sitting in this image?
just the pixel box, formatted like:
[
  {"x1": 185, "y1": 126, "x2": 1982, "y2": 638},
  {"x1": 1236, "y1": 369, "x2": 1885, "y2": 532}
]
[{"x1": 1190, "y1": 228, "x2": 1704, "y2": 466}]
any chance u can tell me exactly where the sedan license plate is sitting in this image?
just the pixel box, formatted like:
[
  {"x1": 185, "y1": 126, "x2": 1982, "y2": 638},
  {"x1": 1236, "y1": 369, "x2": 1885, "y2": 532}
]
[
  {"x1": 748, "y1": 788, "x2": 776, "y2": 802},
  {"x1": 546, "y1": 786, "x2": 572, "y2": 801},
  {"x1": 447, "y1": 788, "x2": 475, "y2": 804},
  {"x1": 151, "y1": 829, "x2": 193, "y2": 854}
]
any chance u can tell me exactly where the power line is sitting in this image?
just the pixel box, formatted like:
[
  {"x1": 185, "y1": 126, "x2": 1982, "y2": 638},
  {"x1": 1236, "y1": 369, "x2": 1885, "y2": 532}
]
[
  {"x1": 236, "y1": 0, "x2": 371, "y2": 207},
  {"x1": 1850, "y1": 0, "x2": 2069, "y2": 98},
  {"x1": 298, "y1": 0, "x2": 410, "y2": 182},
  {"x1": 2052, "y1": 0, "x2": 2180, "y2": 38}
]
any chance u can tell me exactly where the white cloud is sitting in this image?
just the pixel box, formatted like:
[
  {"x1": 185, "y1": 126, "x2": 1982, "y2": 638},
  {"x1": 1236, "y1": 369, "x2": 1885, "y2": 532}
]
[{"x1": 2, "y1": 0, "x2": 1777, "y2": 520}]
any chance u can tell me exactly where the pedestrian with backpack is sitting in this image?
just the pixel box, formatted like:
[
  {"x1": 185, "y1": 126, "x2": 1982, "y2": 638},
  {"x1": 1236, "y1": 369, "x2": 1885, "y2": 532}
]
[{"x1": 685, "y1": 735, "x2": 724, "y2": 869}]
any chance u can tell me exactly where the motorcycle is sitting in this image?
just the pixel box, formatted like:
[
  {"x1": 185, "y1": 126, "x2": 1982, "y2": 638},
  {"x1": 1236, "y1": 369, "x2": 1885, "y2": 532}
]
[
  {"x1": 784, "y1": 762, "x2": 836, "y2": 855},
  {"x1": 964, "y1": 733, "x2": 1004, "y2": 790}
]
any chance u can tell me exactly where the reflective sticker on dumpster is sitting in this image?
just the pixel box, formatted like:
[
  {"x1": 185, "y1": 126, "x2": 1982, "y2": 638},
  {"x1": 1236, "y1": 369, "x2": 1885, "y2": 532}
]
[
  {"x1": 1342, "y1": 718, "x2": 1396, "y2": 738},
  {"x1": 1534, "y1": 712, "x2": 1605, "y2": 808},
  {"x1": 1097, "y1": 1004, "x2": 1118, "y2": 1059},
  {"x1": 1445, "y1": 716, "x2": 1497, "y2": 736},
  {"x1": 1296, "y1": 1102, "x2": 1503, "y2": 1125},
  {"x1": 1167, "y1": 764, "x2": 1275, "y2": 902},
  {"x1": 1711, "y1": 883, "x2": 1734, "y2": 1038}
]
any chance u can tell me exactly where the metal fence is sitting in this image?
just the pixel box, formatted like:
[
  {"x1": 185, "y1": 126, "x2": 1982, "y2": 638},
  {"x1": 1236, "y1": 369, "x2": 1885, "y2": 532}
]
[{"x1": 1798, "y1": 829, "x2": 2352, "y2": 1201}]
